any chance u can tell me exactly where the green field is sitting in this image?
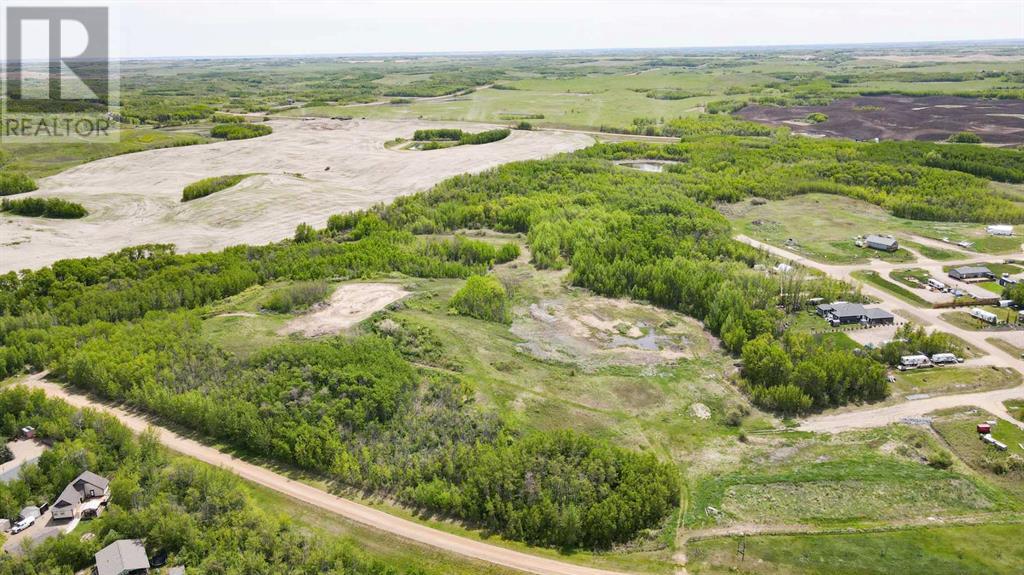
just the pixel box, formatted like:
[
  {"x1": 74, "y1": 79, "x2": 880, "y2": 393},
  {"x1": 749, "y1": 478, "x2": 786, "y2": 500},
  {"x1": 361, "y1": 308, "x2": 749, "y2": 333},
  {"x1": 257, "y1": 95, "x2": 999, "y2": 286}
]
[
  {"x1": 0, "y1": 127, "x2": 209, "y2": 178},
  {"x1": 728, "y1": 194, "x2": 1014, "y2": 264},
  {"x1": 892, "y1": 366, "x2": 1021, "y2": 398},
  {"x1": 687, "y1": 524, "x2": 1024, "y2": 575},
  {"x1": 851, "y1": 270, "x2": 929, "y2": 306}
]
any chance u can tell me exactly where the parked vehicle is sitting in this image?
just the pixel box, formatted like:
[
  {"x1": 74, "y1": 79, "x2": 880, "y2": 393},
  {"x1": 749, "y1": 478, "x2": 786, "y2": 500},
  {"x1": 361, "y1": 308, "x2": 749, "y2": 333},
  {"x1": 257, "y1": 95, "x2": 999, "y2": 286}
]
[{"x1": 10, "y1": 517, "x2": 35, "y2": 534}]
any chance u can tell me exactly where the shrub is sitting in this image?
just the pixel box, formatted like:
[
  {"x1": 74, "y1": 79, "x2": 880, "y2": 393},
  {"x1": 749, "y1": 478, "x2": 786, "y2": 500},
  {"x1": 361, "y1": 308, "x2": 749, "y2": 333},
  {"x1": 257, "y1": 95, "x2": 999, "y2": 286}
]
[
  {"x1": 212, "y1": 113, "x2": 245, "y2": 123},
  {"x1": 262, "y1": 281, "x2": 332, "y2": 313},
  {"x1": 210, "y1": 123, "x2": 272, "y2": 140},
  {"x1": 927, "y1": 449, "x2": 953, "y2": 470},
  {"x1": 948, "y1": 131, "x2": 982, "y2": 144},
  {"x1": 1, "y1": 197, "x2": 87, "y2": 218},
  {"x1": 294, "y1": 222, "x2": 317, "y2": 243},
  {"x1": 181, "y1": 174, "x2": 253, "y2": 201},
  {"x1": 413, "y1": 128, "x2": 464, "y2": 141},
  {"x1": 0, "y1": 172, "x2": 38, "y2": 196},
  {"x1": 0, "y1": 444, "x2": 12, "y2": 463},
  {"x1": 496, "y1": 242, "x2": 521, "y2": 263},
  {"x1": 459, "y1": 128, "x2": 510, "y2": 145},
  {"x1": 449, "y1": 275, "x2": 511, "y2": 323},
  {"x1": 806, "y1": 112, "x2": 829, "y2": 124}
]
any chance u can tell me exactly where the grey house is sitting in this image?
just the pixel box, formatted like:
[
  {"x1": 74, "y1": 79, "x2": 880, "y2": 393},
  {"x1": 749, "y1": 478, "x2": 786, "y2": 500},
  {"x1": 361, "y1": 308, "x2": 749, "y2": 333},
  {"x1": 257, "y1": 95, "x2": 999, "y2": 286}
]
[
  {"x1": 95, "y1": 539, "x2": 150, "y2": 575},
  {"x1": 948, "y1": 266, "x2": 994, "y2": 281},
  {"x1": 817, "y1": 302, "x2": 894, "y2": 326},
  {"x1": 865, "y1": 235, "x2": 898, "y2": 252}
]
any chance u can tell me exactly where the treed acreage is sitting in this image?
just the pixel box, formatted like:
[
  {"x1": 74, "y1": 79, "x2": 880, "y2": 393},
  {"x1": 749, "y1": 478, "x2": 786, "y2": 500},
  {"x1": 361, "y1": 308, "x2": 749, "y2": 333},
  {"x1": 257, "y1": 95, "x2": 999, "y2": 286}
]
[{"x1": 2, "y1": 43, "x2": 1024, "y2": 575}]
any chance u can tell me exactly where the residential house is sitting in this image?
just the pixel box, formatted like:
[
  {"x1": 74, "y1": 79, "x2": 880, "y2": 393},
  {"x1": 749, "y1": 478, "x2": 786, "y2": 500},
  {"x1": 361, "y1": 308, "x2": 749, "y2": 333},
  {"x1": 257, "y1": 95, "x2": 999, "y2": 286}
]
[
  {"x1": 51, "y1": 470, "x2": 109, "y2": 521},
  {"x1": 95, "y1": 539, "x2": 150, "y2": 575},
  {"x1": 948, "y1": 266, "x2": 994, "y2": 281},
  {"x1": 816, "y1": 302, "x2": 893, "y2": 326}
]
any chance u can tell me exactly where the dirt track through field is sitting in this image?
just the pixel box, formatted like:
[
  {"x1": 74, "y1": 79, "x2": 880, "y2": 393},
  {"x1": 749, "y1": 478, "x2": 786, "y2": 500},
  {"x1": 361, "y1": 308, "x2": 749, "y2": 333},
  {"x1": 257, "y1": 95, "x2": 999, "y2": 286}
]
[
  {"x1": 16, "y1": 373, "x2": 630, "y2": 575},
  {"x1": 1, "y1": 119, "x2": 591, "y2": 272}
]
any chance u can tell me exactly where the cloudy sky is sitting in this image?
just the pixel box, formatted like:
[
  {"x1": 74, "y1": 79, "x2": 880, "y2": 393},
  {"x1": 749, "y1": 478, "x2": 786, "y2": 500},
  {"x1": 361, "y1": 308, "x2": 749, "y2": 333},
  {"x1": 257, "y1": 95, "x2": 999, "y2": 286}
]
[{"x1": 9, "y1": 0, "x2": 1024, "y2": 58}]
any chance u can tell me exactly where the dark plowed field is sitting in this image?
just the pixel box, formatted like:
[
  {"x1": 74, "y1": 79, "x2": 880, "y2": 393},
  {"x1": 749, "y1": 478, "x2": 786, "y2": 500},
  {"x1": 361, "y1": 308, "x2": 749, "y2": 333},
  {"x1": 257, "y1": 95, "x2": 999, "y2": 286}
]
[{"x1": 738, "y1": 95, "x2": 1024, "y2": 144}]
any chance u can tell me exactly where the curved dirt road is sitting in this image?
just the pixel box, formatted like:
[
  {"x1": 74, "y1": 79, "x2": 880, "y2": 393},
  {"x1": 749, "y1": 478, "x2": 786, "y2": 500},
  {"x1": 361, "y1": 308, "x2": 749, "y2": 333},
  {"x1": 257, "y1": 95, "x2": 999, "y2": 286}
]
[{"x1": 17, "y1": 374, "x2": 629, "y2": 575}]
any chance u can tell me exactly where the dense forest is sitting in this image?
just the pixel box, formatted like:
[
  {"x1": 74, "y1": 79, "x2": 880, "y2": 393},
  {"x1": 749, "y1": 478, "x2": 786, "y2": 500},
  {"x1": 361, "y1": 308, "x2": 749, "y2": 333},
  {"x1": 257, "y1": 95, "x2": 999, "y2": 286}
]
[{"x1": 0, "y1": 387, "x2": 439, "y2": 574}]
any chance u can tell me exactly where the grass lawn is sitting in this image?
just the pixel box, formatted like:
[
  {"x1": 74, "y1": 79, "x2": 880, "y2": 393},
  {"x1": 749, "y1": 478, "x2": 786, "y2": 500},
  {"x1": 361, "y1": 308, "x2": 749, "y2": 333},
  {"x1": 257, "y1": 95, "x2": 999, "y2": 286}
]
[
  {"x1": 684, "y1": 427, "x2": 1008, "y2": 531},
  {"x1": 889, "y1": 268, "x2": 933, "y2": 289},
  {"x1": 891, "y1": 366, "x2": 1021, "y2": 398},
  {"x1": 852, "y1": 270, "x2": 929, "y2": 306},
  {"x1": 988, "y1": 337, "x2": 1024, "y2": 359},
  {"x1": 940, "y1": 311, "x2": 1012, "y2": 331},
  {"x1": 901, "y1": 240, "x2": 961, "y2": 261},
  {"x1": 687, "y1": 523, "x2": 1024, "y2": 575}
]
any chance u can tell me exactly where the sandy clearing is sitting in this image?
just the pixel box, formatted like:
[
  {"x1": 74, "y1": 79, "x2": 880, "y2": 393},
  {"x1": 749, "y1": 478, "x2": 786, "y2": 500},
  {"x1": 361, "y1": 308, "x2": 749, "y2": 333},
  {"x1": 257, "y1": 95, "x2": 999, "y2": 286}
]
[
  {"x1": 1, "y1": 119, "x2": 592, "y2": 272},
  {"x1": 16, "y1": 374, "x2": 630, "y2": 575},
  {"x1": 279, "y1": 283, "x2": 408, "y2": 337}
]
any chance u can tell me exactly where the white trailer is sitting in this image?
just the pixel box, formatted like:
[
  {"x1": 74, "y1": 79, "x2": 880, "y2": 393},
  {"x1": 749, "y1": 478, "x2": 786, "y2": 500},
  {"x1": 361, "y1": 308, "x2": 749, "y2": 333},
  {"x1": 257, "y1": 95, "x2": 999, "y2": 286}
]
[
  {"x1": 927, "y1": 278, "x2": 947, "y2": 291},
  {"x1": 970, "y1": 308, "x2": 998, "y2": 324},
  {"x1": 931, "y1": 353, "x2": 959, "y2": 365},
  {"x1": 987, "y1": 225, "x2": 1013, "y2": 236},
  {"x1": 899, "y1": 354, "x2": 931, "y2": 370}
]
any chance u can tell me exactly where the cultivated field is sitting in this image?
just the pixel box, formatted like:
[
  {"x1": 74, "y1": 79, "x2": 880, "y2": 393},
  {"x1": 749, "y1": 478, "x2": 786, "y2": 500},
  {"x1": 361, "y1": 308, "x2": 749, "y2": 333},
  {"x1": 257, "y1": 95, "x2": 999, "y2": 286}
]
[
  {"x1": 738, "y1": 95, "x2": 1024, "y2": 144},
  {"x1": 0, "y1": 119, "x2": 590, "y2": 272}
]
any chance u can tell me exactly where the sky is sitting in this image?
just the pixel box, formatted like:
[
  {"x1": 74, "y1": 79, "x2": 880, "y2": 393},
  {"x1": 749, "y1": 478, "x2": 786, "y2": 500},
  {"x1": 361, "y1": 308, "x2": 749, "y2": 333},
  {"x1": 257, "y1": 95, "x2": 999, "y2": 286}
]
[{"x1": 8, "y1": 0, "x2": 1024, "y2": 59}]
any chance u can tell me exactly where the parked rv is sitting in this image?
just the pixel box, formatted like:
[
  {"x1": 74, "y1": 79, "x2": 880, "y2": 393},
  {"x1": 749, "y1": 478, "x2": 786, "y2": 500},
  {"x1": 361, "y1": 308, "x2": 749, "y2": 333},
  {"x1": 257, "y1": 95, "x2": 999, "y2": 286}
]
[
  {"x1": 931, "y1": 353, "x2": 961, "y2": 365},
  {"x1": 970, "y1": 308, "x2": 998, "y2": 324}
]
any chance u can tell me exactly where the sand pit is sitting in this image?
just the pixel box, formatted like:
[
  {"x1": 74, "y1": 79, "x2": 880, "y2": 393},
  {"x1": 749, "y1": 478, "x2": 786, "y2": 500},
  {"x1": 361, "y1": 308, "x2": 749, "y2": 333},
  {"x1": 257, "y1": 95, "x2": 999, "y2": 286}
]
[
  {"x1": 0, "y1": 119, "x2": 592, "y2": 272},
  {"x1": 279, "y1": 283, "x2": 408, "y2": 337}
]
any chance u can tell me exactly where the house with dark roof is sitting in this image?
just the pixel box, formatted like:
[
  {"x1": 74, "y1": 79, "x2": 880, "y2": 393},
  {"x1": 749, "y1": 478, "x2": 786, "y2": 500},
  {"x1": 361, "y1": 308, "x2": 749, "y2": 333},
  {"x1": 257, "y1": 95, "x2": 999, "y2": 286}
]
[
  {"x1": 865, "y1": 235, "x2": 898, "y2": 252},
  {"x1": 95, "y1": 539, "x2": 150, "y2": 575},
  {"x1": 51, "y1": 470, "x2": 109, "y2": 521},
  {"x1": 816, "y1": 302, "x2": 894, "y2": 326},
  {"x1": 948, "y1": 266, "x2": 994, "y2": 281}
]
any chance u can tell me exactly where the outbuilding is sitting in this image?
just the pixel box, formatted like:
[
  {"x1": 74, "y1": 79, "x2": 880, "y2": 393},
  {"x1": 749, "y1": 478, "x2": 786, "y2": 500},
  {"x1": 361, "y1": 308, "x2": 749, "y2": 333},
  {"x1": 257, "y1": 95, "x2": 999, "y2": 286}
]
[
  {"x1": 864, "y1": 308, "x2": 895, "y2": 326},
  {"x1": 865, "y1": 234, "x2": 898, "y2": 252},
  {"x1": 977, "y1": 423, "x2": 992, "y2": 434},
  {"x1": 949, "y1": 266, "x2": 994, "y2": 281},
  {"x1": 95, "y1": 539, "x2": 151, "y2": 575}
]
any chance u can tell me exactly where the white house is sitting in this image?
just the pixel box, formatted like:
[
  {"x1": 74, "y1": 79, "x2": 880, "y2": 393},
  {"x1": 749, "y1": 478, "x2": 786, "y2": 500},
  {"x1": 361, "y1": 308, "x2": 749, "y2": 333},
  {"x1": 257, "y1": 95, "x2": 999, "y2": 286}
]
[
  {"x1": 51, "y1": 470, "x2": 110, "y2": 520},
  {"x1": 987, "y1": 225, "x2": 1013, "y2": 236}
]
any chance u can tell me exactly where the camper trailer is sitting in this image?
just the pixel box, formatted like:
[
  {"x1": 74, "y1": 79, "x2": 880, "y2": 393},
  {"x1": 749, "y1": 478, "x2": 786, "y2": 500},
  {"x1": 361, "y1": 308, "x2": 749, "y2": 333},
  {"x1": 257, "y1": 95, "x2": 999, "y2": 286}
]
[
  {"x1": 931, "y1": 353, "x2": 961, "y2": 365},
  {"x1": 970, "y1": 308, "x2": 998, "y2": 324},
  {"x1": 899, "y1": 354, "x2": 931, "y2": 370},
  {"x1": 926, "y1": 278, "x2": 947, "y2": 291}
]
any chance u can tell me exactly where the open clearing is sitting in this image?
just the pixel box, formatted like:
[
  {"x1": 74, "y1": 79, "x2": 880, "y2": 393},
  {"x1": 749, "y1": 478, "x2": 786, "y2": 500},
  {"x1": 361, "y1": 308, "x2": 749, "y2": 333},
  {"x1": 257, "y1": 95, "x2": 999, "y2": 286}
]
[
  {"x1": 279, "y1": 282, "x2": 409, "y2": 337},
  {"x1": 738, "y1": 95, "x2": 1024, "y2": 144},
  {"x1": 0, "y1": 119, "x2": 591, "y2": 272}
]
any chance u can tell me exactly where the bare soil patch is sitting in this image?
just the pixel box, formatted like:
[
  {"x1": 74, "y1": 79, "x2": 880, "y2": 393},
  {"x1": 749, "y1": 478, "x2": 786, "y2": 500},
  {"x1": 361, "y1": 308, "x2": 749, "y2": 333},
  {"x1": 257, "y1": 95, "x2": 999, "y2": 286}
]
[
  {"x1": 737, "y1": 95, "x2": 1024, "y2": 144},
  {"x1": 510, "y1": 294, "x2": 709, "y2": 370},
  {"x1": 279, "y1": 283, "x2": 409, "y2": 337},
  {"x1": 1, "y1": 119, "x2": 591, "y2": 272}
]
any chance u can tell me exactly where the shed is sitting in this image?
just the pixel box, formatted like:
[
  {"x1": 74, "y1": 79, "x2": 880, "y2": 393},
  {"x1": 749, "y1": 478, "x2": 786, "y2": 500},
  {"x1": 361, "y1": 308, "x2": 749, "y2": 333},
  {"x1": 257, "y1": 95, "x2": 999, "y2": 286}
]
[
  {"x1": 95, "y1": 539, "x2": 150, "y2": 575},
  {"x1": 977, "y1": 423, "x2": 992, "y2": 434},
  {"x1": 19, "y1": 505, "x2": 40, "y2": 521},
  {"x1": 865, "y1": 234, "x2": 898, "y2": 252}
]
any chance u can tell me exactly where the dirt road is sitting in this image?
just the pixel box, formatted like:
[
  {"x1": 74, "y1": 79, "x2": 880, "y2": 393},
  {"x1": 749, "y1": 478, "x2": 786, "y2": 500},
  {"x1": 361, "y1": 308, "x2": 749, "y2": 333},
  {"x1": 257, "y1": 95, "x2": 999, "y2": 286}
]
[
  {"x1": 734, "y1": 235, "x2": 1024, "y2": 432},
  {"x1": 1, "y1": 119, "x2": 591, "y2": 273},
  {"x1": 16, "y1": 374, "x2": 630, "y2": 575}
]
